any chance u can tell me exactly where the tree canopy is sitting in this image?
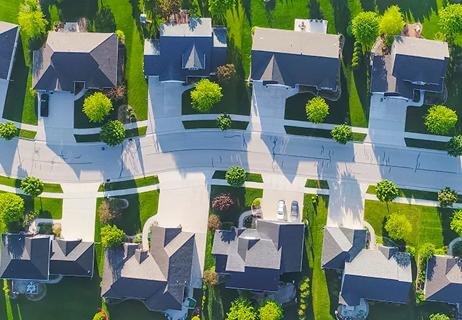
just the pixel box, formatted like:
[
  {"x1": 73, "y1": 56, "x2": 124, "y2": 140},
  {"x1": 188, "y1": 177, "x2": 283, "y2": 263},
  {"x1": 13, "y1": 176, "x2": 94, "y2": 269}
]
[
  {"x1": 0, "y1": 193, "x2": 25, "y2": 232},
  {"x1": 380, "y1": 5, "x2": 405, "y2": 42},
  {"x1": 17, "y1": 0, "x2": 47, "y2": 39},
  {"x1": 209, "y1": 0, "x2": 235, "y2": 23},
  {"x1": 385, "y1": 213, "x2": 412, "y2": 241},
  {"x1": 438, "y1": 4, "x2": 462, "y2": 42},
  {"x1": 21, "y1": 176, "x2": 44, "y2": 197},
  {"x1": 352, "y1": 11, "x2": 380, "y2": 52},
  {"x1": 83, "y1": 92, "x2": 113, "y2": 123},
  {"x1": 191, "y1": 79, "x2": 223, "y2": 113},
  {"x1": 450, "y1": 210, "x2": 462, "y2": 236},
  {"x1": 226, "y1": 298, "x2": 256, "y2": 320},
  {"x1": 305, "y1": 96, "x2": 329, "y2": 123},
  {"x1": 376, "y1": 179, "x2": 400, "y2": 202},
  {"x1": 424, "y1": 105, "x2": 458, "y2": 135},
  {"x1": 258, "y1": 300, "x2": 283, "y2": 320},
  {"x1": 100, "y1": 120, "x2": 126, "y2": 146}
]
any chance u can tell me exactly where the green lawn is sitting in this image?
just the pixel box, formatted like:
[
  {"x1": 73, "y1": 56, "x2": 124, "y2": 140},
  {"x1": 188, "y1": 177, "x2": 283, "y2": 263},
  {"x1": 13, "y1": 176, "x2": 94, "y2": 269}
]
[
  {"x1": 26, "y1": 196, "x2": 63, "y2": 219},
  {"x1": 182, "y1": 120, "x2": 249, "y2": 130},
  {"x1": 0, "y1": 176, "x2": 62, "y2": 193},
  {"x1": 285, "y1": 126, "x2": 367, "y2": 142},
  {"x1": 17, "y1": 129, "x2": 37, "y2": 140},
  {"x1": 305, "y1": 179, "x2": 329, "y2": 189},
  {"x1": 98, "y1": 176, "x2": 159, "y2": 192},
  {"x1": 212, "y1": 171, "x2": 263, "y2": 183},
  {"x1": 74, "y1": 126, "x2": 148, "y2": 143},
  {"x1": 405, "y1": 138, "x2": 448, "y2": 151},
  {"x1": 367, "y1": 185, "x2": 462, "y2": 203}
]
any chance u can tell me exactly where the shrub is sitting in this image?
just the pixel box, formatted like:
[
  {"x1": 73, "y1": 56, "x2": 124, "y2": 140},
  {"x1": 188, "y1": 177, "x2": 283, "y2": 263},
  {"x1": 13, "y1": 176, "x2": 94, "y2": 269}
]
[
  {"x1": 99, "y1": 199, "x2": 120, "y2": 225},
  {"x1": 217, "y1": 114, "x2": 232, "y2": 131},
  {"x1": 17, "y1": 0, "x2": 47, "y2": 39},
  {"x1": 217, "y1": 64, "x2": 236, "y2": 83},
  {"x1": 418, "y1": 243, "x2": 436, "y2": 261},
  {"x1": 100, "y1": 120, "x2": 126, "y2": 146},
  {"x1": 115, "y1": 29, "x2": 125, "y2": 43},
  {"x1": 452, "y1": 241, "x2": 462, "y2": 257},
  {"x1": 429, "y1": 314, "x2": 450, "y2": 320},
  {"x1": 305, "y1": 96, "x2": 329, "y2": 123},
  {"x1": 438, "y1": 187, "x2": 458, "y2": 207},
  {"x1": 331, "y1": 125, "x2": 352, "y2": 144},
  {"x1": 208, "y1": 214, "x2": 222, "y2": 231},
  {"x1": 297, "y1": 277, "x2": 310, "y2": 320},
  {"x1": 226, "y1": 297, "x2": 256, "y2": 320},
  {"x1": 450, "y1": 210, "x2": 462, "y2": 236},
  {"x1": 212, "y1": 193, "x2": 234, "y2": 212},
  {"x1": 259, "y1": 300, "x2": 283, "y2": 320},
  {"x1": 83, "y1": 92, "x2": 113, "y2": 123},
  {"x1": 101, "y1": 225, "x2": 126, "y2": 248},
  {"x1": 225, "y1": 166, "x2": 246, "y2": 187},
  {"x1": 52, "y1": 223, "x2": 61, "y2": 237},
  {"x1": 105, "y1": 85, "x2": 126, "y2": 102},
  {"x1": 376, "y1": 179, "x2": 400, "y2": 202},
  {"x1": 203, "y1": 269, "x2": 218, "y2": 287},
  {"x1": 191, "y1": 316, "x2": 200, "y2": 320},
  {"x1": 447, "y1": 135, "x2": 462, "y2": 157},
  {"x1": 252, "y1": 198, "x2": 261, "y2": 208},
  {"x1": 191, "y1": 79, "x2": 223, "y2": 113},
  {"x1": 209, "y1": 0, "x2": 235, "y2": 23},
  {"x1": 157, "y1": 0, "x2": 181, "y2": 18},
  {"x1": 0, "y1": 193, "x2": 25, "y2": 231},
  {"x1": 20, "y1": 176, "x2": 44, "y2": 197},
  {"x1": 424, "y1": 105, "x2": 458, "y2": 135},
  {"x1": 379, "y1": 5, "x2": 405, "y2": 36},
  {"x1": 0, "y1": 122, "x2": 17, "y2": 140},
  {"x1": 385, "y1": 213, "x2": 412, "y2": 241},
  {"x1": 351, "y1": 41, "x2": 362, "y2": 69},
  {"x1": 352, "y1": 11, "x2": 380, "y2": 52}
]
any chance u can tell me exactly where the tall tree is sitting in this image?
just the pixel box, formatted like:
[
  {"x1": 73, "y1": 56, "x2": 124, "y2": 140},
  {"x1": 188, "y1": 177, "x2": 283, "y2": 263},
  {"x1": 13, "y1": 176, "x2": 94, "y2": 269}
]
[
  {"x1": 380, "y1": 5, "x2": 405, "y2": 44},
  {"x1": 17, "y1": 0, "x2": 47, "y2": 39},
  {"x1": 157, "y1": 0, "x2": 181, "y2": 18},
  {"x1": 226, "y1": 298, "x2": 256, "y2": 320},
  {"x1": 209, "y1": 0, "x2": 235, "y2": 23},
  {"x1": 352, "y1": 11, "x2": 380, "y2": 52},
  {"x1": 438, "y1": 4, "x2": 462, "y2": 43}
]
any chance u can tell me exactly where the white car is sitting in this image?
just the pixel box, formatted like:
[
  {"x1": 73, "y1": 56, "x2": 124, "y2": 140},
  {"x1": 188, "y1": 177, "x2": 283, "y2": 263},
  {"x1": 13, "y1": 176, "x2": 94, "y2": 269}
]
[{"x1": 276, "y1": 200, "x2": 286, "y2": 220}]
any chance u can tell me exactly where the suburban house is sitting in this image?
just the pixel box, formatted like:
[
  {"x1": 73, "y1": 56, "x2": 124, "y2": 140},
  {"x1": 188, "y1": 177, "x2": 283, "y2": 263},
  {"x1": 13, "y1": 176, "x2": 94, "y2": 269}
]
[
  {"x1": 321, "y1": 226, "x2": 367, "y2": 270},
  {"x1": 339, "y1": 246, "x2": 412, "y2": 308},
  {"x1": 32, "y1": 31, "x2": 119, "y2": 93},
  {"x1": 0, "y1": 21, "x2": 19, "y2": 84},
  {"x1": 101, "y1": 225, "x2": 197, "y2": 313},
  {"x1": 144, "y1": 17, "x2": 227, "y2": 82},
  {"x1": 211, "y1": 220, "x2": 305, "y2": 292},
  {"x1": 0, "y1": 233, "x2": 94, "y2": 289},
  {"x1": 371, "y1": 36, "x2": 449, "y2": 100},
  {"x1": 250, "y1": 22, "x2": 342, "y2": 99},
  {"x1": 425, "y1": 255, "x2": 462, "y2": 318}
]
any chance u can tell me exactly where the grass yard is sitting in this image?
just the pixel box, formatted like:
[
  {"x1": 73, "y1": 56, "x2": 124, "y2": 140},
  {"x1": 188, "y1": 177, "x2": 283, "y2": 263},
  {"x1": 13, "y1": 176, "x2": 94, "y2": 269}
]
[
  {"x1": 98, "y1": 175, "x2": 159, "y2": 192},
  {"x1": 74, "y1": 127, "x2": 148, "y2": 143},
  {"x1": 182, "y1": 120, "x2": 249, "y2": 130},
  {"x1": 405, "y1": 138, "x2": 448, "y2": 151},
  {"x1": 0, "y1": 176, "x2": 62, "y2": 193},
  {"x1": 25, "y1": 196, "x2": 63, "y2": 219},
  {"x1": 305, "y1": 179, "x2": 329, "y2": 189},
  {"x1": 212, "y1": 170, "x2": 263, "y2": 183},
  {"x1": 17, "y1": 129, "x2": 37, "y2": 140},
  {"x1": 285, "y1": 126, "x2": 367, "y2": 142}
]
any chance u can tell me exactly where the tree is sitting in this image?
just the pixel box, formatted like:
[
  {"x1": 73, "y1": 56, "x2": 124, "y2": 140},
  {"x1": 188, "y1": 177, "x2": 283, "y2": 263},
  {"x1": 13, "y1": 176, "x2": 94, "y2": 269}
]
[
  {"x1": 217, "y1": 114, "x2": 232, "y2": 131},
  {"x1": 226, "y1": 297, "x2": 256, "y2": 320},
  {"x1": 20, "y1": 176, "x2": 44, "y2": 197},
  {"x1": 101, "y1": 224, "x2": 126, "y2": 248},
  {"x1": 438, "y1": 4, "x2": 462, "y2": 43},
  {"x1": 83, "y1": 92, "x2": 113, "y2": 123},
  {"x1": 259, "y1": 300, "x2": 283, "y2": 320},
  {"x1": 376, "y1": 179, "x2": 400, "y2": 202},
  {"x1": 352, "y1": 11, "x2": 380, "y2": 52},
  {"x1": 217, "y1": 64, "x2": 236, "y2": 83},
  {"x1": 0, "y1": 122, "x2": 17, "y2": 140},
  {"x1": 305, "y1": 96, "x2": 329, "y2": 123},
  {"x1": 17, "y1": 0, "x2": 47, "y2": 39},
  {"x1": 450, "y1": 210, "x2": 462, "y2": 236},
  {"x1": 418, "y1": 243, "x2": 436, "y2": 261},
  {"x1": 208, "y1": 214, "x2": 222, "y2": 231},
  {"x1": 385, "y1": 213, "x2": 412, "y2": 241},
  {"x1": 203, "y1": 269, "x2": 218, "y2": 287},
  {"x1": 212, "y1": 193, "x2": 235, "y2": 211},
  {"x1": 331, "y1": 125, "x2": 352, "y2": 144},
  {"x1": 209, "y1": 0, "x2": 235, "y2": 23},
  {"x1": 379, "y1": 5, "x2": 405, "y2": 38},
  {"x1": 447, "y1": 135, "x2": 462, "y2": 156},
  {"x1": 115, "y1": 30, "x2": 125, "y2": 43},
  {"x1": 438, "y1": 187, "x2": 458, "y2": 207},
  {"x1": 424, "y1": 105, "x2": 458, "y2": 135},
  {"x1": 191, "y1": 79, "x2": 223, "y2": 113},
  {"x1": 225, "y1": 166, "x2": 246, "y2": 187},
  {"x1": 0, "y1": 193, "x2": 25, "y2": 231},
  {"x1": 100, "y1": 120, "x2": 126, "y2": 146},
  {"x1": 157, "y1": 0, "x2": 181, "y2": 18},
  {"x1": 429, "y1": 314, "x2": 450, "y2": 320},
  {"x1": 99, "y1": 199, "x2": 120, "y2": 225}
]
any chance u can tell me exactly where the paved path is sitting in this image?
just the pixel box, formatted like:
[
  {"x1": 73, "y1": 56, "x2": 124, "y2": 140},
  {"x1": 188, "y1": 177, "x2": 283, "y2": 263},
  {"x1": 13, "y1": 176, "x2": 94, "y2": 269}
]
[{"x1": 365, "y1": 193, "x2": 462, "y2": 209}]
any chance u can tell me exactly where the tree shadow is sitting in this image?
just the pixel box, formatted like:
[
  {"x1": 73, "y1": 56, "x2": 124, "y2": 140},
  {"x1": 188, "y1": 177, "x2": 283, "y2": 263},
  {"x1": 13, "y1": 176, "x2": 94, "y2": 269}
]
[
  {"x1": 95, "y1": 6, "x2": 116, "y2": 32},
  {"x1": 360, "y1": 0, "x2": 377, "y2": 12},
  {"x1": 56, "y1": 0, "x2": 98, "y2": 22},
  {"x1": 438, "y1": 207, "x2": 459, "y2": 246},
  {"x1": 241, "y1": 0, "x2": 252, "y2": 25},
  {"x1": 375, "y1": 0, "x2": 437, "y2": 21},
  {"x1": 309, "y1": 0, "x2": 322, "y2": 19}
]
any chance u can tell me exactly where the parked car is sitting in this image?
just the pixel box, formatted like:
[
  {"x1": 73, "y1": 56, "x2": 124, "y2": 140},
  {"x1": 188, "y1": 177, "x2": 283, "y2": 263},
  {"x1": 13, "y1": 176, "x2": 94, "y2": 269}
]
[
  {"x1": 277, "y1": 200, "x2": 286, "y2": 220},
  {"x1": 291, "y1": 200, "x2": 299, "y2": 220},
  {"x1": 40, "y1": 94, "x2": 49, "y2": 117}
]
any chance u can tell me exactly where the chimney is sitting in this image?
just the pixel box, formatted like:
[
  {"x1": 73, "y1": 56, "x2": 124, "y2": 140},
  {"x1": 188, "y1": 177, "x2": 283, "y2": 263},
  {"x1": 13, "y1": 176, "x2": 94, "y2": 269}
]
[
  {"x1": 123, "y1": 243, "x2": 138, "y2": 258},
  {"x1": 135, "y1": 248, "x2": 149, "y2": 264}
]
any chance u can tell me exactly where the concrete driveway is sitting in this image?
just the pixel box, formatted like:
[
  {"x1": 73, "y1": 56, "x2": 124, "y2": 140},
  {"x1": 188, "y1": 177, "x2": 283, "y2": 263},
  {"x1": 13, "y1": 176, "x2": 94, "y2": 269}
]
[
  {"x1": 36, "y1": 91, "x2": 75, "y2": 143},
  {"x1": 327, "y1": 181, "x2": 368, "y2": 228}
]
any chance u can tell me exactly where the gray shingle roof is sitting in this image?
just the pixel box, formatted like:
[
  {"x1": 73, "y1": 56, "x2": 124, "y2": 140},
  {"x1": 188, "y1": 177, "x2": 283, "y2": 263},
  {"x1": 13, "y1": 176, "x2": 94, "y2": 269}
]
[
  {"x1": 321, "y1": 227, "x2": 367, "y2": 270},
  {"x1": 425, "y1": 255, "x2": 462, "y2": 306},
  {"x1": 339, "y1": 246, "x2": 412, "y2": 306},
  {"x1": 50, "y1": 239, "x2": 94, "y2": 277},
  {"x1": 251, "y1": 27, "x2": 341, "y2": 90},
  {"x1": 32, "y1": 31, "x2": 118, "y2": 91},
  {"x1": 101, "y1": 225, "x2": 195, "y2": 312},
  {"x1": 0, "y1": 234, "x2": 51, "y2": 281},
  {"x1": 212, "y1": 220, "x2": 305, "y2": 292},
  {"x1": 0, "y1": 21, "x2": 19, "y2": 80}
]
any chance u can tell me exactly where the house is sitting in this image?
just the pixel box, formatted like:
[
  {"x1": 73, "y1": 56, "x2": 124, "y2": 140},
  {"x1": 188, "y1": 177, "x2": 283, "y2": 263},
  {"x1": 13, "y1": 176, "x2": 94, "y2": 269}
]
[
  {"x1": 321, "y1": 226, "x2": 367, "y2": 270},
  {"x1": 339, "y1": 246, "x2": 413, "y2": 307},
  {"x1": 0, "y1": 21, "x2": 19, "y2": 83},
  {"x1": 144, "y1": 18, "x2": 227, "y2": 82},
  {"x1": 211, "y1": 220, "x2": 305, "y2": 292},
  {"x1": 425, "y1": 255, "x2": 462, "y2": 318},
  {"x1": 371, "y1": 36, "x2": 449, "y2": 100},
  {"x1": 0, "y1": 234, "x2": 94, "y2": 281},
  {"x1": 32, "y1": 31, "x2": 119, "y2": 92},
  {"x1": 250, "y1": 26, "x2": 342, "y2": 98},
  {"x1": 101, "y1": 225, "x2": 196, "y2": 313}
]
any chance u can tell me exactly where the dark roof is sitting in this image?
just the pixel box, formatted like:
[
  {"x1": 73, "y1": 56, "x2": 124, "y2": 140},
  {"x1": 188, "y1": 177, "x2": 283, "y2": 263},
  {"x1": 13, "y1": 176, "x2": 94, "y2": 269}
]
[
  {"x1": 32, "y1": 32, "x2": 118, "y2": 91},
  {"x1": 251, "y1": 27, "x2": 341, "y2": 90},
  {"x1": 144, "y1": 18, "x2": 227, "y2": 81},
  {"x1": 321, "y1": 227, "x2": 367, "y2": 270},
  {"x1": 212, "y1": 220, "x2": 305, "y2": 292},
  {"x1": 425, "y1": 255, "x2": 462, "y2": 306},
  {"x1": 339, "y1": 246, "x2": 413, "y2": 306},
  {"x1": 0, "y1": 21, "x2": 19, "y2": 80},
  {"x1": 0, "y1": 234, "x2": 51, "y2": 280},
  {"x1": 101, "y1": 225, "x2": 195, "y2": 312},
  {"x1": 50, "y1": 239, "x2": 94, "y2": 277}
]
